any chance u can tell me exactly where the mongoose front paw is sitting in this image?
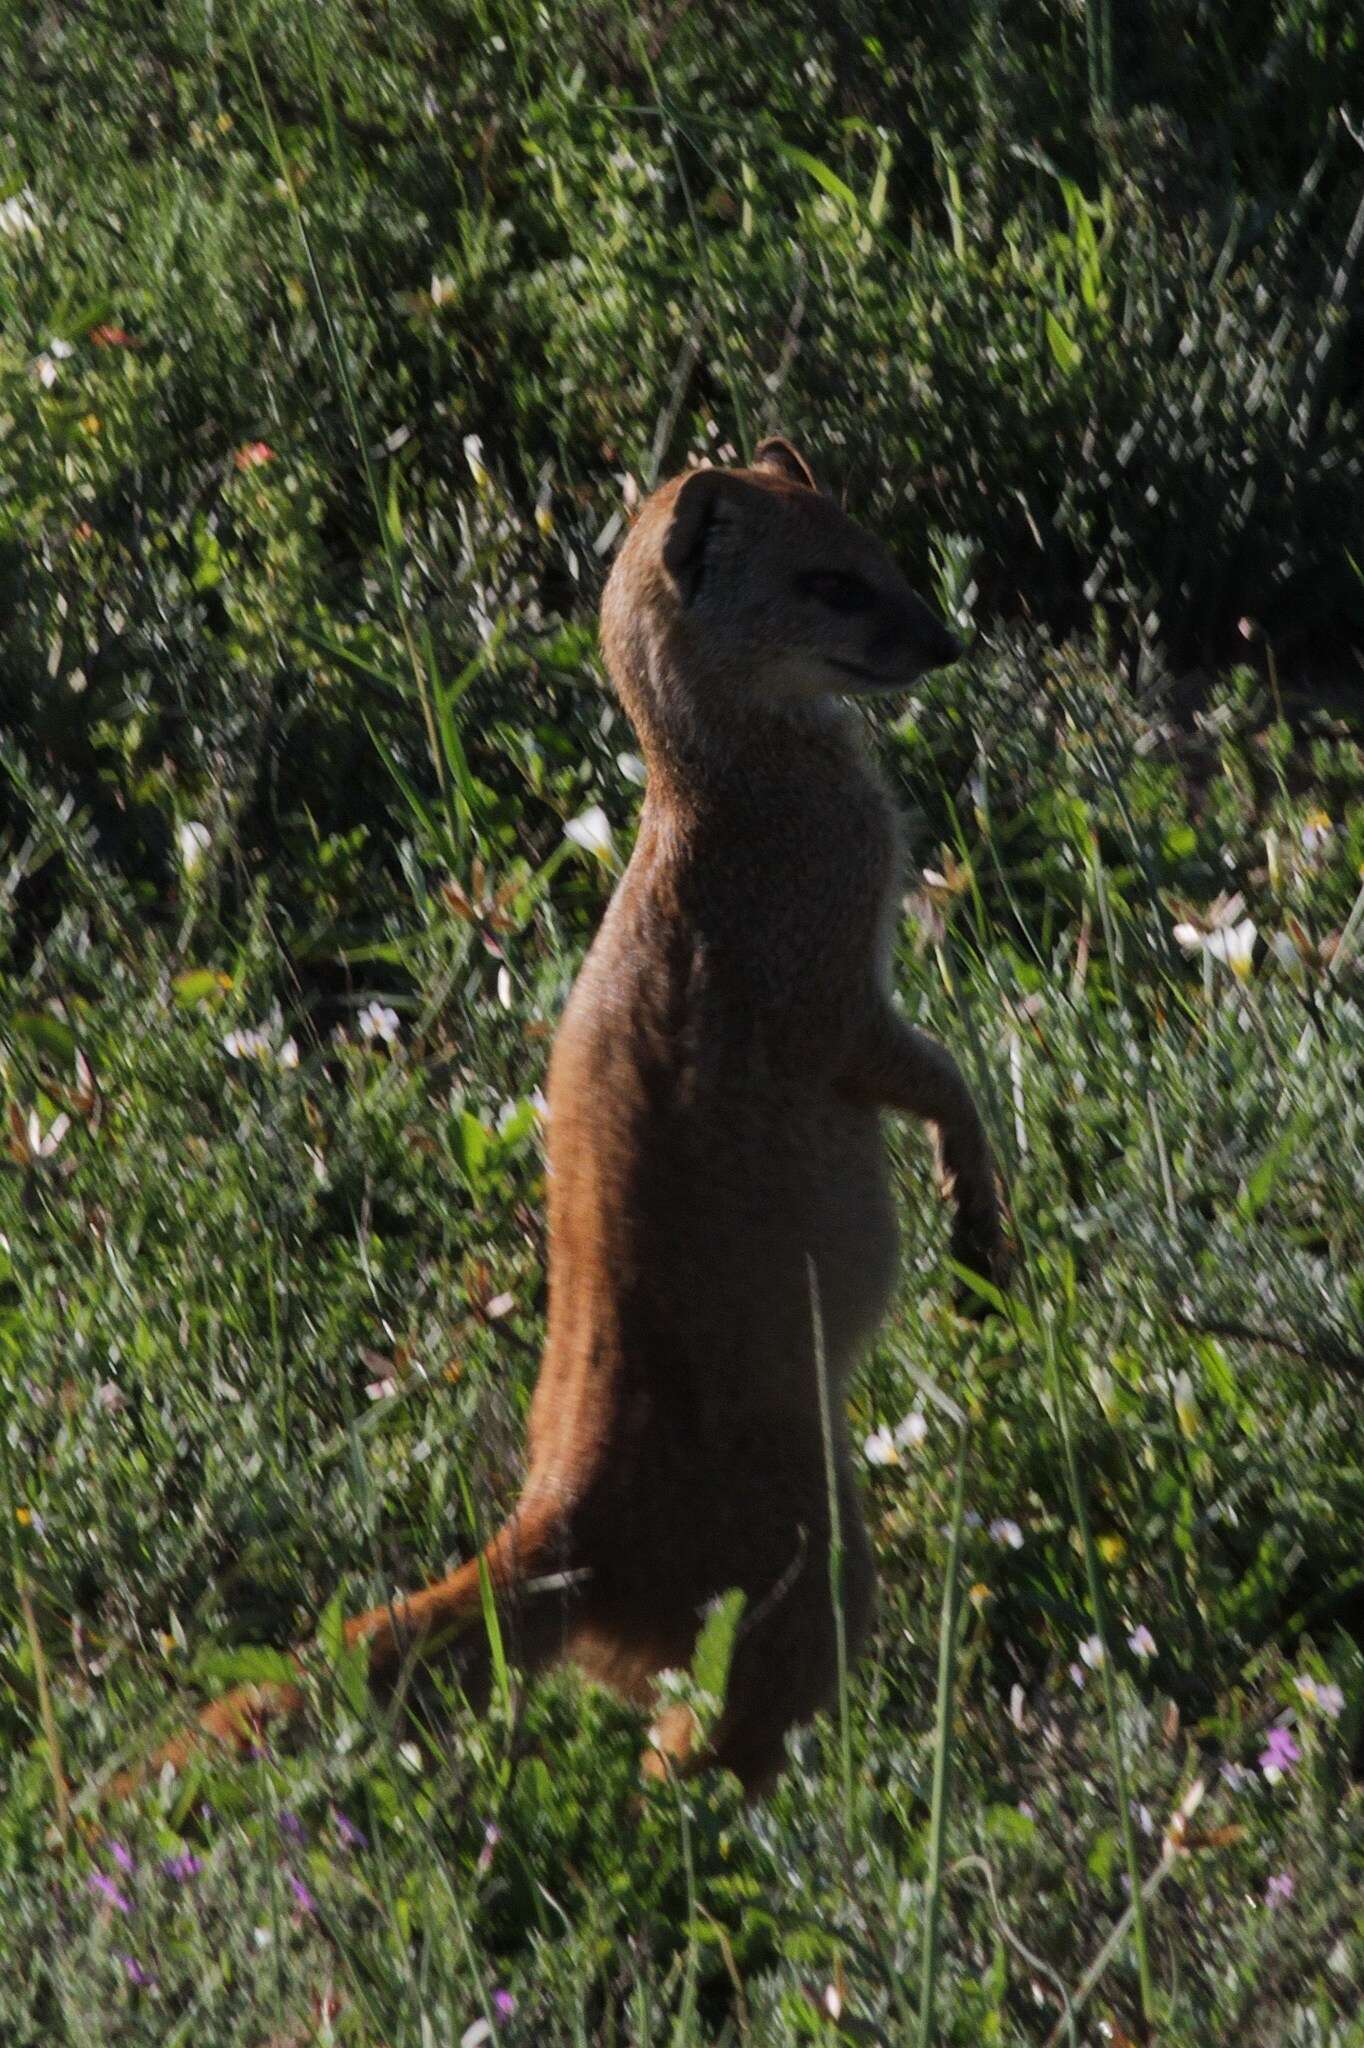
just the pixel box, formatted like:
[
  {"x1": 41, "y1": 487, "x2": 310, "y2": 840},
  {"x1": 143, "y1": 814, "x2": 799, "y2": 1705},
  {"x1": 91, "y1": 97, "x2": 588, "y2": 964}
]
[{"x1": 949, "y1": 1210, "x2": 1012, "y2": 1316}]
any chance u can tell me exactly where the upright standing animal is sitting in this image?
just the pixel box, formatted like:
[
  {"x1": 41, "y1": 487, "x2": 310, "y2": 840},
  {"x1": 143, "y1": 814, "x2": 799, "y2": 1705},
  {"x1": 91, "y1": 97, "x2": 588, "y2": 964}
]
[{"x1": 111, "y1": 438, "x2": 1005, "y2": 1800}]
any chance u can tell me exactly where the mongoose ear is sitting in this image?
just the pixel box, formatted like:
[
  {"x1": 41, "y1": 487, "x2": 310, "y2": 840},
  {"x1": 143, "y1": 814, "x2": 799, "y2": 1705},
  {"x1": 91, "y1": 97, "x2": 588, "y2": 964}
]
[
  {"x1": 752, "y1": 436, "x2": 818, "y2": 492},
  {"x1": 661, "y1": 468, "x2": 724, "y2": 604}
]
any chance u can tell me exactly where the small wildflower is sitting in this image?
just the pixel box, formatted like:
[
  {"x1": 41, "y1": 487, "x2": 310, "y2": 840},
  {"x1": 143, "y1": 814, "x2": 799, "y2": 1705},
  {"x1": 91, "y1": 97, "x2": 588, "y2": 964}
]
[
  {"x1": 331, "y1": 1807, "x2": 366, "y2": 1851},
  {"x1": 1128, "y1": 1624, "x2": 1157, "y2": 1661},
  {"x1": 1096, "y1": 1532, "x2": 1126, "y2": 1565},
  {"x1": 161, "y1": 1851, "x2": 203, "y2": 1883},
  {"x1": 88, "y1": 1871, "x2": 132, "y2": 1913},
  {"x1": 968, "y1": 1580, "x2": 992, "y2": 1612},
  {"x1": 177, "y1": 820, "x2": 211, "y2": 874},
  {"x1": 1173, "y1": 1369, "x2": 1200, "y2": 1440},
  {"x1": 896, "y1": 1410, "x2": 929, "y2": 1450},
  {"x1": 1265, "y1": 1870, "x2": 1295, "y2": 1909},
  {"x1": 278, "y1": 1037, "x2": 299, "y2": 1070},
  {"x1": 90, "y1": 324, "x2": 136, "y2": 347},
  {"x1": 989, "y1": 1517, "x2": 1023, "y2": 1550},
  {"x1": 286, "y1": 1871, "x2": 317, "y2": 1915},
  {"x1": 463, "y1": 433, "x2": 489, "y2": 488},
  {"x1": 1300, "y1": 809, "x2": 1332, "y2": 861},
  {"x1": 1259, "y1": 1725, "x2": 1301, "y2": 1783},
  {"x1": 233, "y1": 440, "x2": 275, "y2": 470},
  {"x1": 108, "y1": 1841, "x2": 135, "y2": 1876},
  {"x1": 118, "y1": 1954, "x2": 156, "y2": 1989},
  {"x1": 277, "y1": 1810, "x2": 306, "y2": 1844},
  {"x1": 1079, "y1": 1633, "x2": 1106, "y2": 1670},
  {"x1": 617, "y1": 751, "x2": 647, "y2": 786},
  {"x1": 564, "y1": 804, "x2": 617, "y2": 864},
  {"x1": 492, "y1": 1989, "x2": 516, "y2": 2021},
  {"x1": 34, "y1": 352, "x2": 60, "y2": 388},
  {"x1": 357, "y1": 1000, "x2": 400, "y2": 1045},
  {"x1": 1069, "y1": 1661, "x2": 1086, "y2": 1689},
  {"x1": 476, "y1": 1821, "x2": 501, "y2": 1872},
  {"x1": 863, "y1": 1426, "x2": 898, "y2": 1467},
  {"x1": 1171, "y1": 894, "x2": 1257, "y2": 979},
  {"x1": 1294, "y1": 1674, "x2": 1345, "y2": 1719},
  {"x1": 0, "y1": 189, "x2": 40, "y2": 238}
]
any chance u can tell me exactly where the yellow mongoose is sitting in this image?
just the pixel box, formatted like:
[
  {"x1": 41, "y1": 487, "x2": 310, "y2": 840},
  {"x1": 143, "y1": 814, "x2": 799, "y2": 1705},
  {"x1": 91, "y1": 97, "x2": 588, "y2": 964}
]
[{"x1": 112, "y1": 438, "x2": 1005, "y2": 1799}]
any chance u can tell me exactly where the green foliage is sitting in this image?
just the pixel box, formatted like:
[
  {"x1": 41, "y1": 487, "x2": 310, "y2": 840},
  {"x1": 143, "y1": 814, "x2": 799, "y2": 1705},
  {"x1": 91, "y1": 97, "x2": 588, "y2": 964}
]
[{"x1": 2, "y1": 0, "x2": 1364, "y2": 2041}]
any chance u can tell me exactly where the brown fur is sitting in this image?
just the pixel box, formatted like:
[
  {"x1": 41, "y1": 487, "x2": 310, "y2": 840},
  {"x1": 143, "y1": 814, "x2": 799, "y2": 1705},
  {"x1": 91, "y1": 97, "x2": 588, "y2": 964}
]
[{"x1": 108, "y1": 439, "x2": 1004, "y2": 1801}]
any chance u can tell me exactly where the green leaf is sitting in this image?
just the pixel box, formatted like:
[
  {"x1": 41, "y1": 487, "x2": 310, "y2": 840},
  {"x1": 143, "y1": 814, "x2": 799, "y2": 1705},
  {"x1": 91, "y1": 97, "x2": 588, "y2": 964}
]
[
  {"x1": 172, "y1": 968, "x2": 232, "y2": 1006},
  {"x1": 10, "y1": 1012, "x2": 77, "y2": 1063},
  {"x1": 690, "y1": 1587, "x2": 747, "y2": 1703},
  {"x1": 193, "y1": 1645, "x2": 300, "y2": 1690},
  {"x1": 1045, "y1": 311, "x2": 1082, "y2": 375},
  {"x1": 776, "y1": 143, "x2": 860, "y2": 218}
]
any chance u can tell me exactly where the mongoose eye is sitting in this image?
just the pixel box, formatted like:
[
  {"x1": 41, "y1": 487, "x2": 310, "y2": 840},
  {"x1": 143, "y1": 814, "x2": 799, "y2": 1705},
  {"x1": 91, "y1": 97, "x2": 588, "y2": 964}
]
[{"x1": 796, "y1": 569, "x2": 876, "y2": 615}]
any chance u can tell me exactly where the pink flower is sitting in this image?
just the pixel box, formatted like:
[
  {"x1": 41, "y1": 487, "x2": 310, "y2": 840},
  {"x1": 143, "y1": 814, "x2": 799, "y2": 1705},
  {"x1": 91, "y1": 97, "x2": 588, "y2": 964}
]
[
  {"x1": 90, "y1": 325, "x2": 137, "y2": 348},
  {"x1": 233, "y1": 441, "x2": 275, "y2": 471},
  {"x1": 108, "y1": 1840, "x2": 135, "y2": 1875},
  {"x1": 1259, "y1": 1726, "x2": 1301, "y2": 1782},
  {"x1": 1265, "y1": 1870, "x2": 1295, "y2": 1909},
  {"x1": 492, "y1": 1989, "x2": 516, "y2": 2021},
  {"x1": 88, "y1": 1871, "x2": 131, "y2": 1913},
  {"x1": 162, "y1": 1851, "x2": 202, "y2": 1882},
  {"x1": 331, "y1": 1807, "x2": 366, "y2": 1851},
  {"x1": 286, "y1": 1870, "x2": 317, "y2": 1915},
  {"x1": 118, "y1": 1953, "x2": 156, "y2": 1988}
]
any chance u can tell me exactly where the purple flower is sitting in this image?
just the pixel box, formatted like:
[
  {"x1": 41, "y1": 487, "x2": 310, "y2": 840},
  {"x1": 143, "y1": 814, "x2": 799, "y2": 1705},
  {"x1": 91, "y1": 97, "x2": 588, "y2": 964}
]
[
  {"x1": 161, "y1": 1852, "x2": 203, "y2": 1883},
  {"x1": 1260, "y1": 1726, "x2": 1301, "y2": 1782},
  {"x1": 118, "y1": 1953, "x2": 156, "y2": 1989},
  {"x1": 88, "y1": 1871, "x2": 131, "y2": 1913},
  {"x1": 286, "y1": 1871, "x2": 317, "y2": 1915},
  {"x1": 277, "y1": 1809, "x2": 306, "y2": 1844},
  {"x1": 331, "y1": 1807, "x2": 366, "y2": 1851},
  {"x1": 1265, "y1": 1870, "x2": 1295, "y2": 1909},
  {"x1": 492, "y1": 1989, "x2": 516, "y2": 2021},
  {"x1": 108, "y1": 1840, "x2": 136, "y2": 1876}
]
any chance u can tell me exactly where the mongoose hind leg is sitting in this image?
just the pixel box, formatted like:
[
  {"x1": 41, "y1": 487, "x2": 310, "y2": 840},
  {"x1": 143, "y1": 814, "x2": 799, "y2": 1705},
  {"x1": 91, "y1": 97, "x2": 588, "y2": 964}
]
[{"x1": 690, "y1": 1500, "x2": 876, "y2": 1799}]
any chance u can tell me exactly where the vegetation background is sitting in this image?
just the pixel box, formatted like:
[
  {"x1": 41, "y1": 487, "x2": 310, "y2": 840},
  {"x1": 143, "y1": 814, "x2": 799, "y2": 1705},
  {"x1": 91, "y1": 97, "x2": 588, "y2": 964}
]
[{"x1": 3, "y1": 1, "x2": 1364, "y2": 2040}]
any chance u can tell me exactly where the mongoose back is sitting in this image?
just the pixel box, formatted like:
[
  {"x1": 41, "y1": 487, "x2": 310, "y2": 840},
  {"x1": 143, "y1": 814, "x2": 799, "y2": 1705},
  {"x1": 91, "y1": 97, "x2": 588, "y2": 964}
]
[{"x1": 112, "y1": 438, "x2": 1005, "y2": 1800}]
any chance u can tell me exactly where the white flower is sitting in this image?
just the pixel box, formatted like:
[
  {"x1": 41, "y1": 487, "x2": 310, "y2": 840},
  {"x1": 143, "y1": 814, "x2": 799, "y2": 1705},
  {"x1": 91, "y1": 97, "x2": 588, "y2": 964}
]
[
  {"x1": 463, "y1": 432, "x2": 489, "y2": 488},
  {"x1": 1294, "y1": 1674, "x2": 1345, "y2": 1719},
  {"x1": 222, "y1": 1026, "x2": 270, "y2": 1061},
  {"x1": 1205, "y1": 919, "x2": 1256, "y2": 978},
  {"x1": 1172, "y1": 896, "x2": 1257, "y2": 980},
  {"x1": 177, "y1": 820, "x2": 211, "y2": 874},
  {"x1": 1079, "y1": 1633, "x2": 1106, "y2": 1670},
  {"x1": 222, "y1": 1022, "x2": 297, "y2": 1068},
  {"x1": 25, "y1": 1110, "x2": 70, "y2": 1160},
  {"x1": 989, "y1": 1517, "x2": 1023, "y2": 1550},
  {"x1": 0, "y1": 190, "x2": 40, "y2": 238},
  {"x1": 1173, "y1": 1369, "x2": 1200, "y2": 1440},
  {"x1": 48, "y1": 337, "x2": 74, "y2": 360},
  {"x1": 1128, "y1": 1624, "x2": 1157, "y2": 1660},
  {"x1": 564, "y1": 804, "x2": 617, "y2": 863},
  {"x1": 863, "y1": 1426, "x2": 898, "y2": 1467},
  {"x1": 617, "y1": 751, "x2": 647, "y2": 786},
  {"x1": 34, "y1": 353, "x2": 60, "y2": 389},
  {"x1": 1300, "y1": 809, "x2": 1332, "y2": 861},
  {"x1": 896, "y1": 1410, "x2": 929, "y2": 1450},
  {"x1": 1090, "y1": 1363, "x2": 1120, "y2": 1423},
  {"x1": 357, "y1": 1001, "x2": 400, "y2": 1045}
]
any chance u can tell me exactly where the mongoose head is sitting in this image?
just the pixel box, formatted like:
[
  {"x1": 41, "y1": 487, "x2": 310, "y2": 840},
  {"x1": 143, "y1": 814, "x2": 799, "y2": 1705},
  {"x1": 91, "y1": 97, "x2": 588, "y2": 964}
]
[{"x1": 601, "y1": 438, "x2": 961, "y2": 758}]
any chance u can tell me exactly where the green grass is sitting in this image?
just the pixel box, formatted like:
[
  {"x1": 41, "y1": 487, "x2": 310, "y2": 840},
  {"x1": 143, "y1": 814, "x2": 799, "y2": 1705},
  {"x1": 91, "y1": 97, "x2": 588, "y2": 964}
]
[{"x1": 3, "y1": 2, "x2": 1364, "y2": 2041}]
